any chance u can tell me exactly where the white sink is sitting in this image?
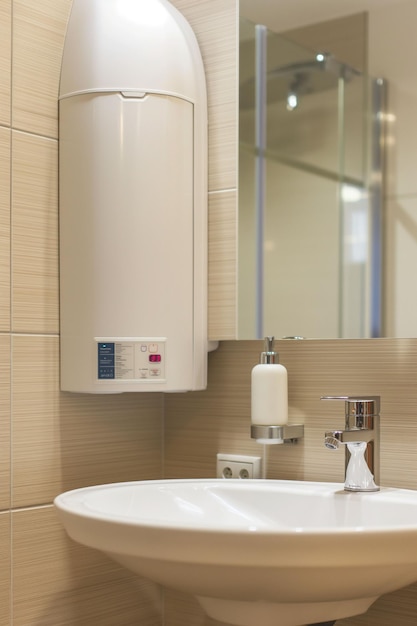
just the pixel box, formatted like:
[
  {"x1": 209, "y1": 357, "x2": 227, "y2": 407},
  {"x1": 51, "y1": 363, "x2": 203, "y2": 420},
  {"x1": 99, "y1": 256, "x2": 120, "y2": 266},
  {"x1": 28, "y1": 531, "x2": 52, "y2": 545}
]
[{"x1": 54, "y1": 479, "x2": 417, "y2": 626}]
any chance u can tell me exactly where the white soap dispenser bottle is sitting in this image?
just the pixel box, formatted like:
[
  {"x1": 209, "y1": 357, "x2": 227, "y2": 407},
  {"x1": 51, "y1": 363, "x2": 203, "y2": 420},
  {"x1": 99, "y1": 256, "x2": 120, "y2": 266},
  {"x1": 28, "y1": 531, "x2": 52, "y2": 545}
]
[{"x1": 251, "y1": 336, "x2": 288, "y2": 444}]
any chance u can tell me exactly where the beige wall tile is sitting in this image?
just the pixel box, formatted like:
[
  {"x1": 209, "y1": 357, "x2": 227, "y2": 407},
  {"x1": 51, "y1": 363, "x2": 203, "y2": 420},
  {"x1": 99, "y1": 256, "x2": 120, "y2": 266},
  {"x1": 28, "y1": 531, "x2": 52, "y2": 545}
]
[
  {"x1": 0, "y1": 127, "x2": 10, "y2": 331},
  {"x1": 12, "y1": 130, "x2": 59, "y2": 333},
  {"x1": 13, "y1": 506, "x2": 162, "y2": 626},
  {"x1": 12, "y1": 0, "x2": 72, "y2": 138},
  {"x1": 0, "y1": 335, "x2": 10, "y2": 512},
  {"x1": 171, "y1": 0, "x2": 238, "y2": 192},
  {"x1": 165, "y1": 342, "x2": 259, "y2": 479},
  {"x1": 12, "y1": 335, "x2": 163, "y2": 508},
  {"x1": 0, "y1": 0, "x2": 11, "y2": 126},
  {"x1": 0, "y1": 513, "x2": 10, "y2": 626},
  {"x1": 208, "y1": 190, "x2": 238, "y2": 340}
]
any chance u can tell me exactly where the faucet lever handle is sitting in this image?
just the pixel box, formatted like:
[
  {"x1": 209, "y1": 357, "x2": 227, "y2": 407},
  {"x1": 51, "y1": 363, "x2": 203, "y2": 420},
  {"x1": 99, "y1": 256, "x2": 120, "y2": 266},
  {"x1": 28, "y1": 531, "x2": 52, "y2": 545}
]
[
  {"x1": 321, "y1": 396, "x2": 380, "y2": 413},
  {"x1": 321, "y1": 396, "x2": 380, "y2": 429}
]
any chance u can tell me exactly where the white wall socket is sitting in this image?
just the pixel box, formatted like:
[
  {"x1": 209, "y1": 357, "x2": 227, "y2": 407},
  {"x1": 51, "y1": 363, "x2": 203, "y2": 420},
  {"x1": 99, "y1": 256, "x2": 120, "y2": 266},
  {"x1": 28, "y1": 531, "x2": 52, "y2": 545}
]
[{"x1": 216, "y1": 453, "x2": 262, "y2": 479}]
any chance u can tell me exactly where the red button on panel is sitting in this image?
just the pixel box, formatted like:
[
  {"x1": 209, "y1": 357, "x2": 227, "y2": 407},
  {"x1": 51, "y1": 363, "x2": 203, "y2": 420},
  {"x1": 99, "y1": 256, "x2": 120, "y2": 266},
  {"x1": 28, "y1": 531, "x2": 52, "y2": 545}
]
[{"x1": 149, "y1": 354, "x2": 162, "y2": 363}]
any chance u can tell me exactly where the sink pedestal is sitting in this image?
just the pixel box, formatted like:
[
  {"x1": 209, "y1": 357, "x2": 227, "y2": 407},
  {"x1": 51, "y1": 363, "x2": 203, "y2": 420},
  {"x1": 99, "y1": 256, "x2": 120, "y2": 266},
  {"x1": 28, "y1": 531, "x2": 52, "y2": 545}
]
[{"x1": 197, "y1": 595, "x2": 377, "y2": 626}]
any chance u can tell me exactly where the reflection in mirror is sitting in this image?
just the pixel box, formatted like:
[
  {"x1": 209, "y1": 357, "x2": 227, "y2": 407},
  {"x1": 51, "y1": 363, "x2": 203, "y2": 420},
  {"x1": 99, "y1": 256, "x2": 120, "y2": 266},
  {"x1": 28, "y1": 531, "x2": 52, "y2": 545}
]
[{"x1": 238, "y1": 1, "x2": 417, "y2": 340}]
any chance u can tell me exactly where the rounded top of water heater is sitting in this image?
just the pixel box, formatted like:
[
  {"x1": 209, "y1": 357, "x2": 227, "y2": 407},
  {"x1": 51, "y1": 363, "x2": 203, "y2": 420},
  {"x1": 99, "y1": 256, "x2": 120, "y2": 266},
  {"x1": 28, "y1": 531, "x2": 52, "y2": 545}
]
[{"x1": 59, "y1": 0, "x2": 206, "y2": 103}]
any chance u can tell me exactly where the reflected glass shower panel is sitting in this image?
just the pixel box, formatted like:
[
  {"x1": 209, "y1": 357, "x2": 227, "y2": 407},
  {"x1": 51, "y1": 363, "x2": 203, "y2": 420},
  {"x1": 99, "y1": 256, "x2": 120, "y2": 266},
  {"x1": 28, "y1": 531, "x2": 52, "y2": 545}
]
[
  {"x1": 264, "y1": 161, "x2": 340, "y2": 339},
  {"x1": 238, "y1": 18, "x2": 384, "y2": 340}
]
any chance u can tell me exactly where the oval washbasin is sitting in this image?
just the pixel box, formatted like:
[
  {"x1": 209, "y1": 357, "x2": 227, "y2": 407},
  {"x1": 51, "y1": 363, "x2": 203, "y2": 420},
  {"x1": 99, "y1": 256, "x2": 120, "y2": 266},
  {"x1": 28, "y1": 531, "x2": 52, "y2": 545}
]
[{"x1": 54, "y1": 479, "x2": 417, "y2": 626}]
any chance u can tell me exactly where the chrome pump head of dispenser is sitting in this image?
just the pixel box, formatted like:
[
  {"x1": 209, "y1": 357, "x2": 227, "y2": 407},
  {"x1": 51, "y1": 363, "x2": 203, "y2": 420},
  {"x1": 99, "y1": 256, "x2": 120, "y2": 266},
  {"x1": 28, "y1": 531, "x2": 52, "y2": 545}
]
[
  {"x1": 260, "y1": 336, "x2": 278, "y2": 364},
  {"x1": 251, "y1": 336, "x2": 304, "y2": 445}
]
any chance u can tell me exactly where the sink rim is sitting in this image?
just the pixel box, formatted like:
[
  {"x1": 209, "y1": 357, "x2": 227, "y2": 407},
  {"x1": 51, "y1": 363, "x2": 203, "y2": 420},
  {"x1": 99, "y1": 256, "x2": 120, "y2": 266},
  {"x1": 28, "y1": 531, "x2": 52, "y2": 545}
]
[{"x1": 54, "y1": 478, "x2": 417, "y2": 536}]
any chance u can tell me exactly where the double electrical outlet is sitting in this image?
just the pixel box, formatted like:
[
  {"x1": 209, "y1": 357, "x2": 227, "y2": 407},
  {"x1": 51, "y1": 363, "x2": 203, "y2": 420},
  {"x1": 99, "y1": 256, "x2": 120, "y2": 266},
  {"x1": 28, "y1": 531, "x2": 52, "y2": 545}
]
[{"x1": 216, "y1": 453, "x2": 262, "y2": 479}]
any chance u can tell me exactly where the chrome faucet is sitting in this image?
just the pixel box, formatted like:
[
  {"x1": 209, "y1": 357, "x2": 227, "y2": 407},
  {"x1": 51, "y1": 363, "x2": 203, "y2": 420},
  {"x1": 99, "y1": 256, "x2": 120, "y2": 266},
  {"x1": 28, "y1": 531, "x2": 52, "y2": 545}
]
[{"x1": 321, "y1": 396, "x2": 380, "y2": 492}]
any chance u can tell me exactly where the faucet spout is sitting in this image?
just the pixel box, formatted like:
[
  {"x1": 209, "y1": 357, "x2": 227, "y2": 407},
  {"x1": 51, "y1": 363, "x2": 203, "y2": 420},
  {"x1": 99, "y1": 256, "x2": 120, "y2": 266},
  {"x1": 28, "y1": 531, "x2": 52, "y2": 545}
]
[{"x1": 324, "y1": 428, "x2": 375, "y2": 446}]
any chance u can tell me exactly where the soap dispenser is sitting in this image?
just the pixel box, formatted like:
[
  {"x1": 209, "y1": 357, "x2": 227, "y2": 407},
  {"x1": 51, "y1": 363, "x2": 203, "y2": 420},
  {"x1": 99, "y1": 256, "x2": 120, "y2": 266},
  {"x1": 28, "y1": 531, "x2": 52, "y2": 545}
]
[{"x1": 251, "y1": 337, "x2": 288, "y2": 444}]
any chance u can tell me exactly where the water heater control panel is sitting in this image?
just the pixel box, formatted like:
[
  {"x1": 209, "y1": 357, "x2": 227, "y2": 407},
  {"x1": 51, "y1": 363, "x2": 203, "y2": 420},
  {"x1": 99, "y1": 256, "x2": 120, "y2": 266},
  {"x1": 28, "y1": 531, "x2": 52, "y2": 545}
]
[{"x1": 96, "y1": 338, "x2": 166, "y2": 383}]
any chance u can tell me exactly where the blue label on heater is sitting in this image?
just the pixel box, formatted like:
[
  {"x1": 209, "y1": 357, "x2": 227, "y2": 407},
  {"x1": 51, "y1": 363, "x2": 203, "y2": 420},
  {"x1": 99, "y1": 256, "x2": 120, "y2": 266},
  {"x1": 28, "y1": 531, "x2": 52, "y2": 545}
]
[{"x1": 98, "y1": 343, "x2": 115, "y2": 379}]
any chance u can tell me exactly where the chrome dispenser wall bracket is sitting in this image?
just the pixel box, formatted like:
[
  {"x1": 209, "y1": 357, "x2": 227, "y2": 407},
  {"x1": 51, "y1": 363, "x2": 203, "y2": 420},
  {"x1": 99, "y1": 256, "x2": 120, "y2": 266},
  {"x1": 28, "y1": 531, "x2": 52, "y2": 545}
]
[{"x1": 251, "y1": 424, "x2": 304, "y2": 444}]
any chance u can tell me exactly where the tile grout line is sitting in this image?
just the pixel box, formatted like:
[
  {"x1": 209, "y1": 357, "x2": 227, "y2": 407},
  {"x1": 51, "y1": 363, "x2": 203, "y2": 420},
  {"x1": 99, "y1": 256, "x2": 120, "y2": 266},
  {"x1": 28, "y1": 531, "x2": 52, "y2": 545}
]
[
  {"x1": 9, "y1": 127, "x2": 58, "y2": 143},
  {"x1": 7, "y1": 333, "x2": 60, "y2": 338},
  {"x1": 9, "y1": 503, "x2": 54, "y2": 514},
  {"x1": 208, "y1": 187, "x2": 237, "y2": 196}
]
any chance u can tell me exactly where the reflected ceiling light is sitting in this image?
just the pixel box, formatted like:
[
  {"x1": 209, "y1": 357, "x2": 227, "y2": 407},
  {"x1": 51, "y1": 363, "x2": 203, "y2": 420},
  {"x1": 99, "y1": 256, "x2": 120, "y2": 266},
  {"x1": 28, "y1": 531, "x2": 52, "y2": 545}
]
[
  {"x1": 378, "y1": 112, "x2": 396, "y2": 123},
  {"x1": 341, "y1": 184, "x2": 363, "y2": 203},
  {"x1": 286, "y1": 91, "x2": 298, "y2": 111}
]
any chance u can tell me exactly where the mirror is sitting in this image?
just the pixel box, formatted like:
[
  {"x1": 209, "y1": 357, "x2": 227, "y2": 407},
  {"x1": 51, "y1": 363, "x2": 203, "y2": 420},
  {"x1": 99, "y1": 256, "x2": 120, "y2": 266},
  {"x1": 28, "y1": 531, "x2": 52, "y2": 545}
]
[{"x1": 238, "y1": 0, "x2": 417, "y2": 339}]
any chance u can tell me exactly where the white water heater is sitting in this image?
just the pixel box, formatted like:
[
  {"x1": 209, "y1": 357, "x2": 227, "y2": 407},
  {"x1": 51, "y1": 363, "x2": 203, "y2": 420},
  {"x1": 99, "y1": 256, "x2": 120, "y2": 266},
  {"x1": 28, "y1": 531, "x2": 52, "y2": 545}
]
[{"x1": 59, "y1": 0, "x2": 208, "y2": 393}]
